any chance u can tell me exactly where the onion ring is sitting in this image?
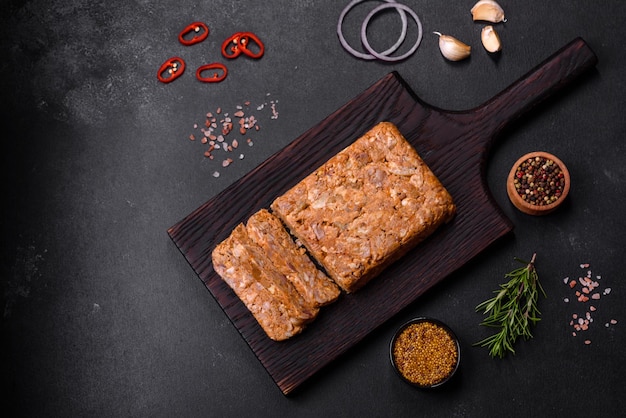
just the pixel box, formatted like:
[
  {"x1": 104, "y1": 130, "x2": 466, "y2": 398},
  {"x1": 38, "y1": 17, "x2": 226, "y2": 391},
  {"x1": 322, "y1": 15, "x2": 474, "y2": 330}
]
[
  {"x1": 337, "y1": 0, "x2": 408, "y2": 60},
  {"x1": 360, "y1": 2, "x2": 423, "y2": 62}
]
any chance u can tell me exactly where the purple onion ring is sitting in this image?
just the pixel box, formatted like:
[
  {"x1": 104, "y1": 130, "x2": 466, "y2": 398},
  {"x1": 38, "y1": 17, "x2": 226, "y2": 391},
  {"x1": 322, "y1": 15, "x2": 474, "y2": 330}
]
[
  {"x1": 337, "y1": 0, "x2": 408, "y2": 60},
  {"x1": 360, "y1": 2, "x2": 423, "y2": 62}
]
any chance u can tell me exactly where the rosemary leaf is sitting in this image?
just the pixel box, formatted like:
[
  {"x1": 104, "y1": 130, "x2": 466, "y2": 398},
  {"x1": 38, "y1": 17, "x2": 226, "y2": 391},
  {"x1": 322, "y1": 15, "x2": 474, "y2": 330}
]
[{"x1": 474, "y1": 253, "x2": 546, "y2": 358}]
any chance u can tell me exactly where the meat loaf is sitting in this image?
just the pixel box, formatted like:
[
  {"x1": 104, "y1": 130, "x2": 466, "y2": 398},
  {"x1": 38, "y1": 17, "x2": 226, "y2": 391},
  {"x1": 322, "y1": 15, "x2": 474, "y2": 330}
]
[
  {"x1": 212, "y1": 223, "x2": 318, "y2": 341},
  {"x1": 246, "y1": 209, "x2": 340, "y2": 307},
  {"x1": 271, "y1": 122, "x2": 456, "y2": 293}
]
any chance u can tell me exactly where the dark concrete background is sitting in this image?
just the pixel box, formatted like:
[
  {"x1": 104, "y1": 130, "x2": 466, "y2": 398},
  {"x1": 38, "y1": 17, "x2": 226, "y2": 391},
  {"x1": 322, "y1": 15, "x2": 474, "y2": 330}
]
[{"x1": 2, "y1": 1, "x2": 625, "y2": 416}]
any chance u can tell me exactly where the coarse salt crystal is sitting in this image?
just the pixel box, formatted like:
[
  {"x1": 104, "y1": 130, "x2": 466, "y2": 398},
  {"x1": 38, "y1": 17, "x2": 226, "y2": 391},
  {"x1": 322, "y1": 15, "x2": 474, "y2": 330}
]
[
  {"x1": 584, "y1": 340, "x2": 591, "y2": 345},
  {"x1": 212, "y1": 171, "x2": 220, "y2": 177},
  {"x1": 603, "y1": 288, "x2": 611, "y2": 295},
  {"x1": 591, "y1": 293, "x2": 601, "y2": 300},
  {"x1": 610, "y1": 319, "x2": 618, "y2": 325},
  {"x1": 564, "y1": 298, "x2": 569, "y2": 303}
]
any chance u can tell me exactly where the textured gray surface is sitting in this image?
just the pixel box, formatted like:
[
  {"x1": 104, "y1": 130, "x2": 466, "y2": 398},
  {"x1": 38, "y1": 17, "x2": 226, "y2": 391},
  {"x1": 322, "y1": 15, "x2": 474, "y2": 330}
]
[{"x1": 2, "y1": 1, "x2": 625, "y2": 416}]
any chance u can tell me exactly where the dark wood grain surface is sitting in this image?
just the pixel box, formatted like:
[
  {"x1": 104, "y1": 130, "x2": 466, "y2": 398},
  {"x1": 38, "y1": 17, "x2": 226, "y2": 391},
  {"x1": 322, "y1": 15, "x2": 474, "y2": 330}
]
[{"x1": 168, "y1": 38, "x2": 596, "y2": 394}]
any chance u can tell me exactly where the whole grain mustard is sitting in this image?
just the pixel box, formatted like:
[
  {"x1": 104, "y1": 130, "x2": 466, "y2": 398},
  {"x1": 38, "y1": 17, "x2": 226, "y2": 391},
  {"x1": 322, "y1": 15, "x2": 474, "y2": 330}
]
[{"x1": 392, "y1": 321, "x2": 458, "y2": 387}]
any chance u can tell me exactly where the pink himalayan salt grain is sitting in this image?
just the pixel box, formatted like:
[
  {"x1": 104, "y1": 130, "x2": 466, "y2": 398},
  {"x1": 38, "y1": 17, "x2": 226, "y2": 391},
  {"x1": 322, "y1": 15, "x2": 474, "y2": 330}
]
[
  {"x1": 187, "y1": 97, "x2": 277, "y2": 168},
  {"x1": 564, "y1": 263, "x2": 617, "y2": 345}
]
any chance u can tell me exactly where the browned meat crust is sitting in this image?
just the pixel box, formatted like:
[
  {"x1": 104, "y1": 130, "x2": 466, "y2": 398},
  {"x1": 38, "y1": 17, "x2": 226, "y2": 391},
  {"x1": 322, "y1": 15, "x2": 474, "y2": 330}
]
[
  {"x1": 212, "y1": 223, "x2": 318, "y2": 341},
  {"x1": 246, "y1": 209, "x2": 340, "y2": 307},
  {"x1": 271, "y1": 122, "x2": 456, "y2": 293}
]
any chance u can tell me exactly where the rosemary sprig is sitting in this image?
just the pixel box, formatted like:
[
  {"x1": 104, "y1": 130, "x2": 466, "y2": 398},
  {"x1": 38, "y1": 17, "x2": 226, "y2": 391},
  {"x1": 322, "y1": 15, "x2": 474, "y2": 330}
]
[{"x1": 474, "y1": 253, "x2": 546, "y2": 358}]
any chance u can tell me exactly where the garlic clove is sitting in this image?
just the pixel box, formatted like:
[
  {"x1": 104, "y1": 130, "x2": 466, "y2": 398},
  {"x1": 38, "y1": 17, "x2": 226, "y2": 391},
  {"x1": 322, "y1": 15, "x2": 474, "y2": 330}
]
[
  {"x1": 471, "y1": 0, "x2": 506, "y2": 23},
  {"x1": 433, "y1": 32, "x2": 471, "y2": 61},
  {"x1": 481, "y1": 25, "x2": 502, "y2": 53}
]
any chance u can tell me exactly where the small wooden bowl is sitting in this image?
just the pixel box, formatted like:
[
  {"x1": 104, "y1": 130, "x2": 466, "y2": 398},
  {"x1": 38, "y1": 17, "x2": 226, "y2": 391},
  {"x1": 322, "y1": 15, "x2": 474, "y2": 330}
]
[{"x1": 506, "y1": 151, "x2": 570, "y2": 215}]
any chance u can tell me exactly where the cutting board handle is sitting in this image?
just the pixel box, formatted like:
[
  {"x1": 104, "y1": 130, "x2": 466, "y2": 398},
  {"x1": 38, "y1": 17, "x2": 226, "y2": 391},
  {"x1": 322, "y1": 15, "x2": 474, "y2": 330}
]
[{"x1": 475, "y1": 37, "x2": 597, "y2": 134}]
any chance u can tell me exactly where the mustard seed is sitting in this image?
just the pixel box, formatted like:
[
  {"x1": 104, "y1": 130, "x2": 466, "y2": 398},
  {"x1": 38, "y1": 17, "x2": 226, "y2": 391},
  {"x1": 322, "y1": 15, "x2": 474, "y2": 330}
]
[{"x1": 392, "y1": 321, "x2": 458, "y2": 387}]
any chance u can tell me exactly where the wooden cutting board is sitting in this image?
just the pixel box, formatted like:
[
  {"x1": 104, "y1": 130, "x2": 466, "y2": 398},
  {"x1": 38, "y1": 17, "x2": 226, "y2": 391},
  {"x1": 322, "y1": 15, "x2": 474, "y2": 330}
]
[{"x1": 168, "y1": 38, "x2": 597, "y2": 395}]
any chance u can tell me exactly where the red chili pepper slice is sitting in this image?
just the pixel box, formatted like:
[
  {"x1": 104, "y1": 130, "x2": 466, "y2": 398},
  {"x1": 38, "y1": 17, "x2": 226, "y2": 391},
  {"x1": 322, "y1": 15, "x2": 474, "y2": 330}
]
[
  {"x1": 221, "y1": 32, "x2": 265, "y2": 59},
  {"x1": 196, "y1": 63, "x2": 228, "y2": 83},
  {"x1": 221, "y1": 33, "x2": 243, "y2": 58},
  {"x1": 157, "y1": 57, "x2": 186, "y2": 83},
  {"x1": 178, "y1": 22, "x2": 209, "y2": 46}
]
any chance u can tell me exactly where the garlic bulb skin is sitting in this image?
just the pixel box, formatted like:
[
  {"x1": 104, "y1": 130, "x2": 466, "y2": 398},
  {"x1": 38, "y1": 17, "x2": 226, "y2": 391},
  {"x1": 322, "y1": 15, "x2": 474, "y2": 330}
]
[
  {"x1": 481, "y1": 25, "x2": 502, "y2": 53},
  {"x1": 433, "y1": 32, "x2": 471, "y2": 61},
  {"x1": 471, "y1": 0, "x2": 506, "y2": 23}
]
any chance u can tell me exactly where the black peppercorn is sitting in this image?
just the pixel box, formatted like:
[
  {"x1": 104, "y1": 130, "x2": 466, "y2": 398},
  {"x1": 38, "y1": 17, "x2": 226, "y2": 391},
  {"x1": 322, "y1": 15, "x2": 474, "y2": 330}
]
[{"x1": 513, "y1": 156, "x2": 565, "y2": 206}]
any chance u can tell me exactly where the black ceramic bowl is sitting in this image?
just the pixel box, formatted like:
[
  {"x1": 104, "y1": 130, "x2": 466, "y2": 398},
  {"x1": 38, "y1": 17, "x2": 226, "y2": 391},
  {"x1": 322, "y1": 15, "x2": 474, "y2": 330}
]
[{"x1": 390, "y1": 317, "x2": 461, "y2": 389}]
